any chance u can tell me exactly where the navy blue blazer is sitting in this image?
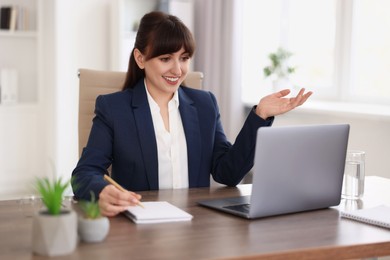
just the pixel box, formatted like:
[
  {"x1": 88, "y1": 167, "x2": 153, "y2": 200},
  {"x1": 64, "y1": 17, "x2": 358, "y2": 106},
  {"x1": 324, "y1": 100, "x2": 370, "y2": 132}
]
[{"x1": 72, "y1": 79, "x2": 273, "y2": 200}]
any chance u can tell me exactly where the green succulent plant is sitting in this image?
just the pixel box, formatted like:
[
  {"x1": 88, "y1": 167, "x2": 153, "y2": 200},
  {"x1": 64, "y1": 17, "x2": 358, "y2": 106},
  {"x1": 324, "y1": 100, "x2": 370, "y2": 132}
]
[
  {"x1": 35, "y1": 177, "x2": 70, "y2": 215},
  {"x1": 263, "y1": 47, "x2": 296, "y2": 79},
  {"x1": 79, "y1": 191, "x2": 102, "y2": 219}
]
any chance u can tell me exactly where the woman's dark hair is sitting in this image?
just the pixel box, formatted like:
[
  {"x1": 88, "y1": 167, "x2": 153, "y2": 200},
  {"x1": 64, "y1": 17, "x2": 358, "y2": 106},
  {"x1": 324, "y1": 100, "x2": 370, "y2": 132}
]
[{"x1": 122, "y1": 11, "x2": 195, "y2": 90}]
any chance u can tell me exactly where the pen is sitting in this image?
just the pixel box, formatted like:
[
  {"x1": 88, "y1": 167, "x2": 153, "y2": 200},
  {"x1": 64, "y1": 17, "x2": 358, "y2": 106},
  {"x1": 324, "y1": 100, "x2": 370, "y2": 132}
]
[{"x1": 103, "y1": 174, "x2": 145, "y2": 208}]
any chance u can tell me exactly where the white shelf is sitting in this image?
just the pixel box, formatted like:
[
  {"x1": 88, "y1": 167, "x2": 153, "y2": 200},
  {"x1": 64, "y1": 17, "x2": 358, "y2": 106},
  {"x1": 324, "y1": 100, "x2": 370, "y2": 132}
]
[
  {"x1": 0, "y1": 0, "x2": 40, "y2": 104},
  {"x1": 0, "y1": 30, "x2": 37, "y2": 38},
  {"x1": 0, "y1": 103, "x2": 39, "y2": 112},
  {"x1": 0, "y1": 0, "x2": 42, "y2": 198}
]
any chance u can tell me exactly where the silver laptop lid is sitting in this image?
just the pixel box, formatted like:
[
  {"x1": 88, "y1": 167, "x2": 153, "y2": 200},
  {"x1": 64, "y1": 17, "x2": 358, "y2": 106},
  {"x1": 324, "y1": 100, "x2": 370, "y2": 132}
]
[{"x1": 249, "y1": 124, "x2": 350, "y2": 218}]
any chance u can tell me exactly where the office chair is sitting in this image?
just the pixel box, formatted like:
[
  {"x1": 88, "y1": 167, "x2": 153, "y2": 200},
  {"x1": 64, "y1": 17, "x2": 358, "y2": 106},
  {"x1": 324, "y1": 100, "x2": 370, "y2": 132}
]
[{"x1": 77, "y1": 68, "x2": 204, "y2": 157}]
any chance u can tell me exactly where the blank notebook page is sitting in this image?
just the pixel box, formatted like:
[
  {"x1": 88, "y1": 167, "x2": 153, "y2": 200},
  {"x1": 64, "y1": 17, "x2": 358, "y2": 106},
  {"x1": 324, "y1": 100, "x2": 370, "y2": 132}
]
[{"x1": 124, "y1": 201, "x2": 193, "y2": 224}]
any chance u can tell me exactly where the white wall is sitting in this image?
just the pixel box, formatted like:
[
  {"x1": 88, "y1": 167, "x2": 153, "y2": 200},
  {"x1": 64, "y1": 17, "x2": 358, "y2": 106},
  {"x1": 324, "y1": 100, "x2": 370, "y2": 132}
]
[
  {"x1": 53, "y1": 0, "x2": 111, "y2": 186},
  {"x1": 0, "y1": 105, "x2": 43, "y2": 197}
]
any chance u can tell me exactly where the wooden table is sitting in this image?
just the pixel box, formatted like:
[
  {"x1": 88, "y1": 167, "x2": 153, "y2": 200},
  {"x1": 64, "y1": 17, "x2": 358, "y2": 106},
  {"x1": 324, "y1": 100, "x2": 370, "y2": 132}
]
[{"x1": 1, "y1": 176, "x2": 390, "y2": 260}]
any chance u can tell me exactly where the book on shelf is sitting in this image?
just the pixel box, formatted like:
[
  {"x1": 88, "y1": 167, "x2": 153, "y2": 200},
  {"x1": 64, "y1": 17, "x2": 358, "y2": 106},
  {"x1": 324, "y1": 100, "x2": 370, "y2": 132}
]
[
  {"x1": 0, "y1": 6, "x2": 11, "y2": 30},
  {"x1": 0, "y1": 5, "x2": 29, "y2": 31},
  {"x1": 123, "y1": 201, "x2": 193, "y2": 224},
  {"x1": 9, "y1": 6, "x2": 18, "y2": 31},
  {"x1": 17, "y1": 6, "x2": 28, "y2": 31},
  {"x1": 340, "y1": 205, "x2": 390, "y2": 229}
]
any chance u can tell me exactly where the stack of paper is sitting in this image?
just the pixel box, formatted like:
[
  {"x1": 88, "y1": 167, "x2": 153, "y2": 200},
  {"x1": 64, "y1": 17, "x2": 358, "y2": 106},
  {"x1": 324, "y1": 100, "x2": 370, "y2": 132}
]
[{"x1": 124, "y1": 201, "x2": 193, "y2": 224}]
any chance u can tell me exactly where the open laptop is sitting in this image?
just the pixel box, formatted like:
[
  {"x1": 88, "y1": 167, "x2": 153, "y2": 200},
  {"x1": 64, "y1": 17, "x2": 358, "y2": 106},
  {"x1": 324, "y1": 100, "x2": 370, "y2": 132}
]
[{"x1": 198, "y1": 124, "x2": 350, "y2": 219}]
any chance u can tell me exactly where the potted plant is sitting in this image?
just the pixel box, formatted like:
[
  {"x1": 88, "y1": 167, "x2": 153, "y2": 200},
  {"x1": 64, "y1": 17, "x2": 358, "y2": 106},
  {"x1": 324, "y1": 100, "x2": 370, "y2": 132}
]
[
  {"x1": 77, "y1": 191, "x2": 110, "y2": 243},
  {"x1": 263, "y1": 47, "x2": 296, "y2": 91},
  {"x1": 32, "y1": 177, "x2": 78, "y2": 256}
]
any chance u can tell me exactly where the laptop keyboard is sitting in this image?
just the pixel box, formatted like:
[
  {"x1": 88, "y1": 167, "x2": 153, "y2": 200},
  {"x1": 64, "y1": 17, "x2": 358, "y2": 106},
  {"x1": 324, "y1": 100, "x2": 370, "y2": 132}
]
[{"x1": 223, "y1": 203, "x2": 251, "y2": 214}]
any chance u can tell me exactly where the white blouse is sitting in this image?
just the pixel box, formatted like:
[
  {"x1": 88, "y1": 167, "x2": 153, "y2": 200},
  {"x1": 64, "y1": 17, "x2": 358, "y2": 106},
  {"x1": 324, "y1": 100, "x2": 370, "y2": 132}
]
[{"x1": 144, "y1": 82, "x2": 189, "y2": 189}]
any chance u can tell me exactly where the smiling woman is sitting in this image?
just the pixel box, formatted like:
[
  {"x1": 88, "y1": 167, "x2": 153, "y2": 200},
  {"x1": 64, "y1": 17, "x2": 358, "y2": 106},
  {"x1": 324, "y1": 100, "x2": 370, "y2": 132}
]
[{"x1": 71, "y1": 10, "x2": 311, "y2": 217}]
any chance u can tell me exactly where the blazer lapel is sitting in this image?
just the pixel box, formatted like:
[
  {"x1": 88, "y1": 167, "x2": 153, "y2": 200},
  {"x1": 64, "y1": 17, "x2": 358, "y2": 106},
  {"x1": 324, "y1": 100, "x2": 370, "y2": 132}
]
[
  {"x1": 179, "y1": 88, "x2": 202, "y2": 187},
  {"x1": 132, "y1": 81, "x2": 159, "y2": 189}
]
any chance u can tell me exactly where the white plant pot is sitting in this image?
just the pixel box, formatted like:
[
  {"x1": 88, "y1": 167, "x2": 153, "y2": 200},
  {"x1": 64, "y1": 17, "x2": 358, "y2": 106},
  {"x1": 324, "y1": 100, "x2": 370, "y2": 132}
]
[
  {"x1": 78, "y1": 216, "x2": 110, "y2": 243},
  {"x1": 32, "y1": 210, "x2": 78, "y2": 256}
]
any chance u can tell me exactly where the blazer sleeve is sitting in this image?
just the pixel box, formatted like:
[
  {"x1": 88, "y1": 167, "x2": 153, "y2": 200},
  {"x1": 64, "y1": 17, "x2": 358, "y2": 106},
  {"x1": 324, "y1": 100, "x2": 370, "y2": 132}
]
[
  {"x1": 210, "y1": 95, "x2": 274, "y2": 186},
  {"x1": 72, "y1": 95, "x2": 113, "y2": 200}
]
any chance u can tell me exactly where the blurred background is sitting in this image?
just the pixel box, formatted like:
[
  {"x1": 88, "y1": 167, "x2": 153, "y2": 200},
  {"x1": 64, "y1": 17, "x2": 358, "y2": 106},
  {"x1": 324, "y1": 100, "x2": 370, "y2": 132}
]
[{"x1": 1, "y1": 0, "x2": 389, "y2": 199}]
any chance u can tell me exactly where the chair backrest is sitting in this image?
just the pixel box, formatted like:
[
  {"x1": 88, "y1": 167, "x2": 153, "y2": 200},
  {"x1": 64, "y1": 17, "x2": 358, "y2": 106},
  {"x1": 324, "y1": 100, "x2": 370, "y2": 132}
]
[{"x1": 78, "y1": 68, "x2": 204, "y2": 156}]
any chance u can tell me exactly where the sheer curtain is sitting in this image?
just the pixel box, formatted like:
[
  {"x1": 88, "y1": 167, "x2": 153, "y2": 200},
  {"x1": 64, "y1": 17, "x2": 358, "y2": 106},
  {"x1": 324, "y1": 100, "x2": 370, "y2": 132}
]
[{"x1": 193, "y1": 0, "x2": 244, "y2": 141}]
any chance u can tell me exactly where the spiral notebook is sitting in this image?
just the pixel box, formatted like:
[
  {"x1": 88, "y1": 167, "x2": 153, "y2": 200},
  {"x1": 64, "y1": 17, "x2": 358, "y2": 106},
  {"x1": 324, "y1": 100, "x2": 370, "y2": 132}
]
[{"x1": 340, "y1": 205, "x2": 390, "y2": 229}]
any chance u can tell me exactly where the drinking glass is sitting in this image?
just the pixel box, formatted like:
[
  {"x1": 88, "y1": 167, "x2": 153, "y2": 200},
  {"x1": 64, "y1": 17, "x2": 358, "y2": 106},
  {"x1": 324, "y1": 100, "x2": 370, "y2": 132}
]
[
  {"x1": 19, "y1": 194, "x2": 42, "y2": 217},
  {"x1": 341, "y1": 150, "x2": 365, "y2": 199}
]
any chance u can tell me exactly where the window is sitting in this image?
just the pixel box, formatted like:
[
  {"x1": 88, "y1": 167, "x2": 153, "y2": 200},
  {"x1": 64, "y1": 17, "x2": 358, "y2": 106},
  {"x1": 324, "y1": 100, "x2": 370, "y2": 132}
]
[
  {"x1": 351, "y1": 0, "x2": 390, "y2": 103},
  {"x1": 241, "y1": 0, "x2": 390, "y2": 106}
]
